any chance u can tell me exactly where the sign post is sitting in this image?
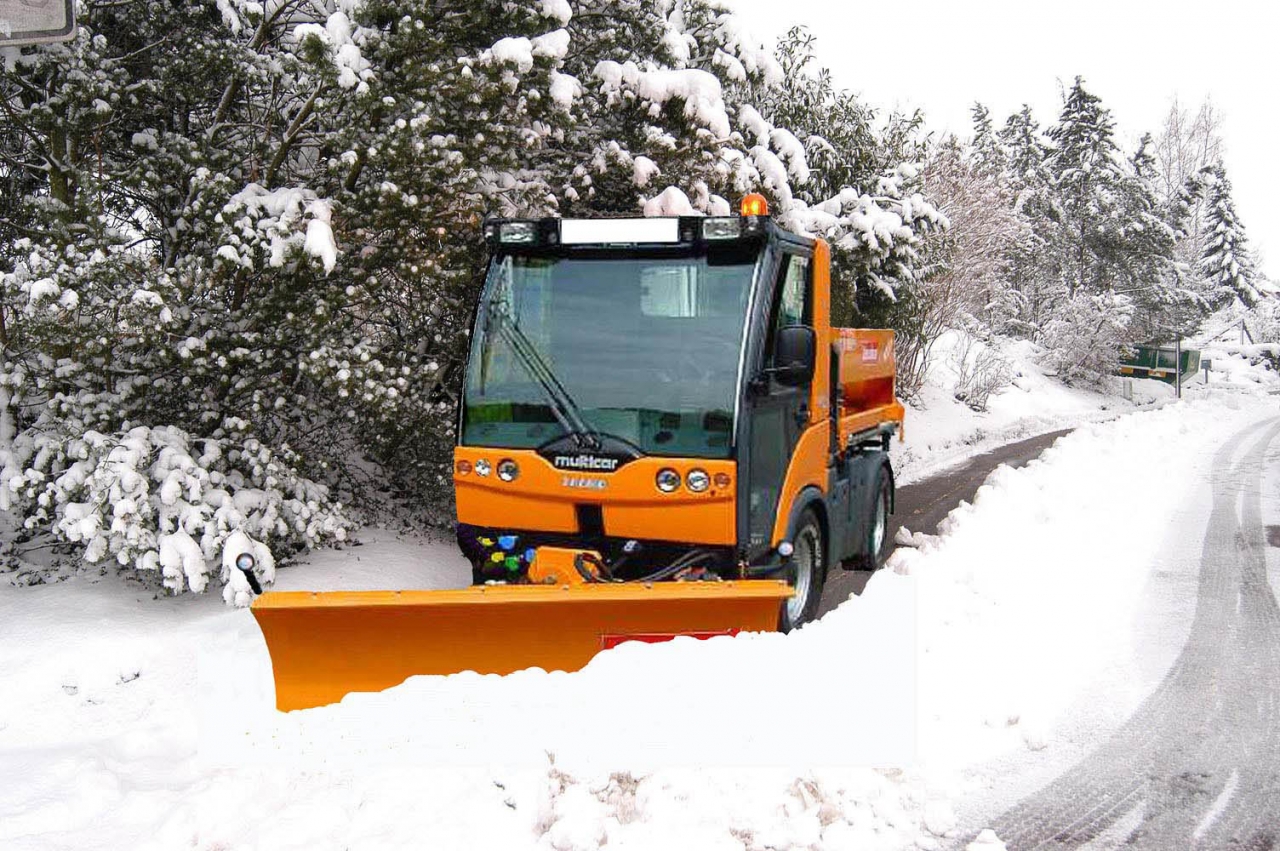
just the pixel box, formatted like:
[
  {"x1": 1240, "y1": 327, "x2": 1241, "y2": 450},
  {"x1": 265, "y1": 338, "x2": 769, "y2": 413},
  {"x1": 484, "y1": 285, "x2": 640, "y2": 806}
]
[
  {"x1": 1175, "y1": 335, "x2": 1182, "y2": 399},
  {"x1": 0, "y1": 0, "x2": 76, "y2": 47}
]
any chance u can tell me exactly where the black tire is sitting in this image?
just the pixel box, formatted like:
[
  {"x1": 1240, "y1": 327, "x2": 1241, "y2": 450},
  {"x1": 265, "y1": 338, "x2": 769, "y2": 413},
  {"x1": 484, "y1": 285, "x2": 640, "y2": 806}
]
[
  {"x1": 849, "y1": 466, "x2": 891, "y2": 571},
  {"x1": 779, "y1": 508, "x2": 826, "y2": 632}
]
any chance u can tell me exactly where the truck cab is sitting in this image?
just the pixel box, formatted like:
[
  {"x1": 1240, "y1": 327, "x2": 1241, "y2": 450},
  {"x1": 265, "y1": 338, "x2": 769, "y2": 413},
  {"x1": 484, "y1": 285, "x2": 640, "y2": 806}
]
[{"x1": 454, "y1": 200, "x2": 902, "y2": 629}]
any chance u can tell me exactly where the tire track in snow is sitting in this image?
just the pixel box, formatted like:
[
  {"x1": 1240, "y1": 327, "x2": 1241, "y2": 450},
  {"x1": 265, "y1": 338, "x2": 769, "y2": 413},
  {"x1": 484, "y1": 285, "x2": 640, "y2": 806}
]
[{"x1": 984, "y1": 418, "x2": 1280, "y2": 850}]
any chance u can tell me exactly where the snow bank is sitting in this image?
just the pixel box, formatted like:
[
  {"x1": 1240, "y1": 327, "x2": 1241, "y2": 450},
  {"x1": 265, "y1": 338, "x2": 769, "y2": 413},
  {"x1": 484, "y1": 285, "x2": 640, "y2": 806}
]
[{"x1": 1192, "y1": 341, "x2": 1280, "y2": 394}]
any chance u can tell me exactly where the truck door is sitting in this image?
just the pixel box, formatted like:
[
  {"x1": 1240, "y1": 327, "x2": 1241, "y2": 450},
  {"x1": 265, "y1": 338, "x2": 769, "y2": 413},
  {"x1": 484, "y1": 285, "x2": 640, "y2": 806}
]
[{"x1": 744, "y1": 251, "x2": 813, "y2": 558}]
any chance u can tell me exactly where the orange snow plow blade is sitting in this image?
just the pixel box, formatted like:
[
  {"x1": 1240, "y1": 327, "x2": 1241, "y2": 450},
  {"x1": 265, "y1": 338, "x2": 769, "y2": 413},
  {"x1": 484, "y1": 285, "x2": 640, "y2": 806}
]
[{"x1": 251, "y1": 580, "x2": 792, "y2": 711}]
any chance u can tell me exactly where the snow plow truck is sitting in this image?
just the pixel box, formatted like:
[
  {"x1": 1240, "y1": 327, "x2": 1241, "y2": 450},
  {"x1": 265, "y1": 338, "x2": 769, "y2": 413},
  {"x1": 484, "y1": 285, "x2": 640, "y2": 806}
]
[{"x1": 243, "y1": 194, "x2": 905, "y2": 710}]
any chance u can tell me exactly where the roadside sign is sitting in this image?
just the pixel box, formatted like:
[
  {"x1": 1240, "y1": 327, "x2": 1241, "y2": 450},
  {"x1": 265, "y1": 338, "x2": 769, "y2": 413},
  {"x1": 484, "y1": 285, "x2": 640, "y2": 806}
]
[{"x1": 0, "y1": 0, "x2": 76, "y2": 47}]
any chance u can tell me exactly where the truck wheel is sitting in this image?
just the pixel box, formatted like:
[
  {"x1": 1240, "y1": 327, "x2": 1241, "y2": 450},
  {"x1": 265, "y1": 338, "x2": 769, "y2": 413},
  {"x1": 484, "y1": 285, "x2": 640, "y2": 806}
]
[
  {"x1": 849, "y1": 466, "x2": 891, "y2": 571},
  {"x1": 780, "y1": 509, "x2": 826, "y2": 632}
]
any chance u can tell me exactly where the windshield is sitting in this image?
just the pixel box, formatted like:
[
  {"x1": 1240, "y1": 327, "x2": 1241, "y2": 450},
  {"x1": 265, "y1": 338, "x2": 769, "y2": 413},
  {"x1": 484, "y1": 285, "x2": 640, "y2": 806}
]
[{"x1": 462, "y1": 248, "x2": 759, "y2": 458}]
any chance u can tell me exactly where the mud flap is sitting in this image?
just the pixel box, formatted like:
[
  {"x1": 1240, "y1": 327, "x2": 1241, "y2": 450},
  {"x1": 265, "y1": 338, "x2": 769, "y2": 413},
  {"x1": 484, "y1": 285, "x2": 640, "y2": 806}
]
[{"x1": 251, "y1": 580, "x2": 793, "y2": 711}]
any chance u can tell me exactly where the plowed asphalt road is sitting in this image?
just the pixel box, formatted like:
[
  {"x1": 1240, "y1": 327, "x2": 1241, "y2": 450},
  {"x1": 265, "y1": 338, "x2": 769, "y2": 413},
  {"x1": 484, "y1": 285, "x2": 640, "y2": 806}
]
[
  {"x1": 986, "y1": 418, "x2": 1280, "y2": 850},
  {"x1": 817, "y1": 428, "x2": 1073, "y2": 618}
]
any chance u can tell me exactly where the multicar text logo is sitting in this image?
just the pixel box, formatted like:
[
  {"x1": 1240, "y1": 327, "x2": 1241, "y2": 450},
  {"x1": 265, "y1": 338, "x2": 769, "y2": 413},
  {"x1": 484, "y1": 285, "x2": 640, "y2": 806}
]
[
  {"x1": 553, "y1": 454, "x2": 620, "y2": 472},
  {"x1": 561, "y1": 476, "x2": 607, "y2": 491}
]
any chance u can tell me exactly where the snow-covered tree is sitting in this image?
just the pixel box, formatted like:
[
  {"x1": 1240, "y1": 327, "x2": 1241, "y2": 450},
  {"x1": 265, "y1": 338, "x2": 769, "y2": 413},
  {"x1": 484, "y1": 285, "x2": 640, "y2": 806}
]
[
  {"x1": 897, "y1": 135, "x2": 1026, "y2": 397},
  {"x1": 1045, "y1": 77, "x2": 1135, "y2": 297},
  {"x1": 1116, "y1": 133, "x2": 1198, "y2": 341},
  {"x1": 732, "y1": 26, "x2": 944, "y2": 311},
  {"x1": 1152, "y1": 97, "x2": 1223, "y2": 269},
  {"x1": 969, "y1": 102, "x2": 1006, "y2": 181},
  {"x1": 1034, "y1": 79, "x2": 1188, "y2": 361},
  {"x1": 995, "y1": 104, "x2": 1059, "y2": 337},
  {"x1": 1199, "y1": 163, "x2": 1260, "y2": 308}
]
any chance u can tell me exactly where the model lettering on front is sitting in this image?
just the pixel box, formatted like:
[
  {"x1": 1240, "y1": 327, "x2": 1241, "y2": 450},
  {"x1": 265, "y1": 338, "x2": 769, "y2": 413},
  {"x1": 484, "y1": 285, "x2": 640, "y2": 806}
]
[
  {"x1": 554, "y1": 454, "x2": 620, "y2": 471},
  {"x1": 561, "y1": 476, "x2": 608, "y2": 490}
]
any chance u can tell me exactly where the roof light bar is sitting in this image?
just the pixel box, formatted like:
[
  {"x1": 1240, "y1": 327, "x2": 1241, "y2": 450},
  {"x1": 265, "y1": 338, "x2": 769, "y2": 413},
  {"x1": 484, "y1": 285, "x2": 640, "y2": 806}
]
[{"x1": 560, "y1": 218, "x2": 680, "y2": 245}]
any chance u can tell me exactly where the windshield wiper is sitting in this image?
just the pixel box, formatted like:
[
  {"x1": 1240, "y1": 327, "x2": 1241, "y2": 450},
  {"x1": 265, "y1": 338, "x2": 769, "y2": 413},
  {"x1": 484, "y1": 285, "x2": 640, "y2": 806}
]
[{"x1": 484, "y1": 299, "x2": 602, "y2": 451}]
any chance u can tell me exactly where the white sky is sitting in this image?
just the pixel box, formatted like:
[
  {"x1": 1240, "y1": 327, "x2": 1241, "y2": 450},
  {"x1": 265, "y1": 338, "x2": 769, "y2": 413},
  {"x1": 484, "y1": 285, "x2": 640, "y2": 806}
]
[{"x1": 727, "y1": 0, "x2": 1279, "y2": 279}]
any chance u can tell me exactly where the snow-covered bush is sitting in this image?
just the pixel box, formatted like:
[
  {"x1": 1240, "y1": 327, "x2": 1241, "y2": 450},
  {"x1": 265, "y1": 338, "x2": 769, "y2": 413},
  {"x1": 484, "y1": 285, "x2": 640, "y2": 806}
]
[
  {"x1": 1250, "y1": 297, "x2": 1280, "y2": 344},
  {"x1": 1039, "y1": 292, "x2": 1134, "y2": 389},
  {"x1": 951, "y1": 334, "x2": 1013, "y2": 412},
  {"x1": 0, "y1": 421, "x2": 352, "y2": 603}
]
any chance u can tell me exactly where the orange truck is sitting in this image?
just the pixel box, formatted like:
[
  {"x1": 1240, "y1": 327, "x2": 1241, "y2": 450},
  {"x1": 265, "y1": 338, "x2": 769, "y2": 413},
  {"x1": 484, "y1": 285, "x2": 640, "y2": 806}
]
[{"x1": 247, "y1": 195, "x2": 904, "y2": 710}]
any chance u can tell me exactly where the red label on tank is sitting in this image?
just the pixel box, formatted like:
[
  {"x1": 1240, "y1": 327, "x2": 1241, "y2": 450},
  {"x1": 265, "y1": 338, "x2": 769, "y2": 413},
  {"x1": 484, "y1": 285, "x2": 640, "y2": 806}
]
[
  {"x1": 861, "y1": 342, "x2": 879, "y2": 362},
  {"x1": 600, "y1": 629, "x2": 739, "y2": 650}
]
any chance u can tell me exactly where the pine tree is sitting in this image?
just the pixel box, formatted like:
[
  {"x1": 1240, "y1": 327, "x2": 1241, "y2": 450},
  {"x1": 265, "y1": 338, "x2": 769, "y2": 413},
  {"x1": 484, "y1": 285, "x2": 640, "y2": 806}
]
[
  {"x1": 1046, "y1": 77, "x2": 1131, "y2": 297},
  {"x1": 1199, "y1": 163, "x2": 1259, "y2": 307},
  {"x1": 1001, "y1": 105, "x2": 1051, "y2": 196},
  {"x1": 993, "y1": 105, "x2": 1058, "y2": 336},
  {"x1": 1116, "y1": 132, "x2": 1194, "y2": 340},
  {"x1": 970, "y1": 103, "x2": 1005, "y2": 181}
]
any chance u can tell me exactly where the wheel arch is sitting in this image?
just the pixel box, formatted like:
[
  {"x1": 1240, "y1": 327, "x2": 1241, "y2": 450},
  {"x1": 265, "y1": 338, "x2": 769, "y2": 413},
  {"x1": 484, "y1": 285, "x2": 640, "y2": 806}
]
[
  {"x1": 783, "y1": 485, "x2": 830, "y2": 563},
  {"x1": 883, "y1": 456, "x2": 896, "y2": 515}
]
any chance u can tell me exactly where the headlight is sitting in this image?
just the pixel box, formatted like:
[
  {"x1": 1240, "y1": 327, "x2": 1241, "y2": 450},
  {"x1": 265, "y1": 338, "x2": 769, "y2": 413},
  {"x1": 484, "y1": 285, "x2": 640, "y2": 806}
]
[
  {"x1": 686, "y1": 469, "x2": 710, "y2": 492},
  {"x1": 497, "y1": 459, "x2": 519, "y2": 482},
  {"x1": 235, "y1": 552, "x2": 256, "y2": 572},
  {"x1": 702, "y1": 217, "x2": 741, "y2": 240},
  {"x1": 475, "y1": 459, "x2": 492, "y2": 477},
  {"x1": 498, "y1": 221, "x2": 538, "y2": 244},
  {"x1": 655, "y1": 468, "x2": 681, "y2": 493}
]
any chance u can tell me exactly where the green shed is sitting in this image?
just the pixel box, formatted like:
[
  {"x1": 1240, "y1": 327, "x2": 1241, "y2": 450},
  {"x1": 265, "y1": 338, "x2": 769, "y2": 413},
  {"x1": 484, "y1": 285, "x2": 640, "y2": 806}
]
[{"x1": 1118, "y1": 345, "x2": 1201, "y2": 385}]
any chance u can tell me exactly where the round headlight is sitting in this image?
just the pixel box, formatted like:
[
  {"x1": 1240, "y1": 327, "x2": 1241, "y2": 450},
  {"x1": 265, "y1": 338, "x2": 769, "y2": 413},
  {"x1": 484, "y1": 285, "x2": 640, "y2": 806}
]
[
  {"x1": 686, "y1": 469, "x2": 710, "y2": 492},
  {"x1": 655, "y1": 468, "x2": 681, "y2": 493},
  {"x1": 235, "y1": 552, "x2": 256, "y2": 572},
  {"x1": 474, "y1": 459, "x2": 492, "y2": 477},
  {"x1": 497, "y1": 459, "x2": 519, "y2": 482}
]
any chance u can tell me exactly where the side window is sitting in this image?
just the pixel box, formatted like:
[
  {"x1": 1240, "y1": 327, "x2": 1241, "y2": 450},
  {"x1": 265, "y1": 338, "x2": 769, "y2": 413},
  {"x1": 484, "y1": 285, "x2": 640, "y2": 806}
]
[
  {"x1": 765, "y1": 253, "x2": 811, "y2": 367},
  {"x1": 777, "y1": 255, "x2": 810, "y2": 328}
]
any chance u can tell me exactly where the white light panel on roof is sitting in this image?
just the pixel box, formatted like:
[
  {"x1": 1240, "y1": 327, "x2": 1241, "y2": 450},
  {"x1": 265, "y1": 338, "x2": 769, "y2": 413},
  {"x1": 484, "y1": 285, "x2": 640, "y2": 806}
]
[{"x1": 560, "y1": 218, "x2": 680, "y2": 245}]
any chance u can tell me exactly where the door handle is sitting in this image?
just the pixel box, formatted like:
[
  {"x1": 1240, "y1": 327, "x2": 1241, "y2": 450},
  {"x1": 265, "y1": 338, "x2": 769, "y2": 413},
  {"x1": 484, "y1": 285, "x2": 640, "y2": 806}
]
[{"x1": 794, "y1": 403, "x2": 810, "y2": 428}]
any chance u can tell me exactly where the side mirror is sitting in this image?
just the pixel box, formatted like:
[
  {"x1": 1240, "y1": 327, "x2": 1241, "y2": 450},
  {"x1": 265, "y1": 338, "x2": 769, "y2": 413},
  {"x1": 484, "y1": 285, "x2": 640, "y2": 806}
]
[{"x1": 772, "y1": 325, "x2": 816, "y2": 387}]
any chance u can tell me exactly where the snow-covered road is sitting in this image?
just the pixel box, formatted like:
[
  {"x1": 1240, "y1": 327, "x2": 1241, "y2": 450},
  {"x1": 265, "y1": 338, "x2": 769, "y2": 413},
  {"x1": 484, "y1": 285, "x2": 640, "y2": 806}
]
[{"x1": 988, "y1": 418, "x2": 1280, "y2": 850}]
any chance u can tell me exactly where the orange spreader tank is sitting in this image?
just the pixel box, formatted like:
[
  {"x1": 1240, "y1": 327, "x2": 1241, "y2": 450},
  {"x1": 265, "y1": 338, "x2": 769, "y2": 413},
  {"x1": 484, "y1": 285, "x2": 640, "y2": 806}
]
[{"x1": 834, "y1": 328, "x2": 905, "y2": 446}]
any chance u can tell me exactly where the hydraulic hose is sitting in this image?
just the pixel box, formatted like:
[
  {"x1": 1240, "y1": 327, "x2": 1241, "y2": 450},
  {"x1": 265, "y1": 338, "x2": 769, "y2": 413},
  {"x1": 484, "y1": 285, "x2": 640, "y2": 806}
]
[
  {"x1": 573, "y1": 551, "x2": 617, "y2": 582},
  {"x1": 634, "y1": 548, "x2": 718, "y2": 583}
]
